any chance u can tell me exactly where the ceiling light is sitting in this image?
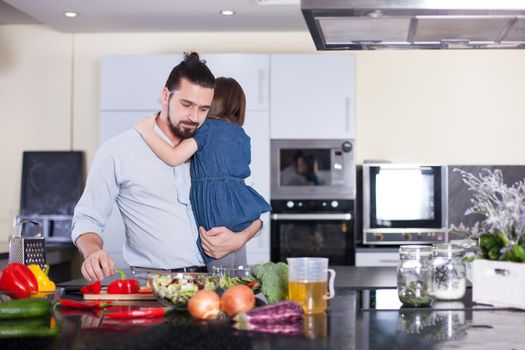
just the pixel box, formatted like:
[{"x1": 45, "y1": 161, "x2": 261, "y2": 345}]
[
  {"x1": 220, "y1": 10, "x2": 235, "y2": 16},
  {"x1": 64, "y1": 11, "x2": 78, "y2": 18}
]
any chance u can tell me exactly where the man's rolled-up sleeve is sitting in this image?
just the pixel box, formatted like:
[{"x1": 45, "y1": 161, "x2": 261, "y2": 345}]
[{"x1": 71, "y1": 144, "x2": 120, "y2": 245}]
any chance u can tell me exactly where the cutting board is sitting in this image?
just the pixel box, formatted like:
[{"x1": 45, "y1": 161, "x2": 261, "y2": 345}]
[{"x1": 83, "y1": 288, "x2": 156, "y2": 301}]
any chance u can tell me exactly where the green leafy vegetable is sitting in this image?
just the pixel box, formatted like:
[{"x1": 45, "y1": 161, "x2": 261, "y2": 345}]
[{"x1": 250, "y1": 262, "x2": 288, "y2": 304}]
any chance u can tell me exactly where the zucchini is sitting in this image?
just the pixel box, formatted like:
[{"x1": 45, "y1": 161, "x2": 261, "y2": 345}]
[
  {"x1": 0, "y1": 298, "x2": 51, "y2": 320},
  {"x1": 233, "y1": 301, "x2": 304, "y2": 332}
]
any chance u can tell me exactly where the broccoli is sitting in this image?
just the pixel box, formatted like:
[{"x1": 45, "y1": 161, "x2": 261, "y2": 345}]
[{"x1": 251, "y1": 262, "x2": 288, "y2": 304}]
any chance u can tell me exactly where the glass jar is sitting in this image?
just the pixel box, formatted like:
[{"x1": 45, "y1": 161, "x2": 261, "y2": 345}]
[
  {"x1": 397, "y1": 245, "x2": 433, "y2": 307},
  {"x1": 431, "y1": 243, "x2": 466, "y2": 300}
]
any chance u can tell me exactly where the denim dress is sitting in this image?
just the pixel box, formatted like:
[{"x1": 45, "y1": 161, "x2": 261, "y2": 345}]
[{"x1": 191, "y1": 118, "x2": 272, "y2": 264}]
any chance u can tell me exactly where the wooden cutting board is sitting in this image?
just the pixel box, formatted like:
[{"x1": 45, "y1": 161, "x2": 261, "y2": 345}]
[{"x1": 83, "y1": 288, "x2": 156, "y2": 301}]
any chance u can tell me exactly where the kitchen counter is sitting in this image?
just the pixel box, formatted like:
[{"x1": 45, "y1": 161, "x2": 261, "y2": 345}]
[{"x1": 2, "y1": 266, "x2": 525, "y2": 349}]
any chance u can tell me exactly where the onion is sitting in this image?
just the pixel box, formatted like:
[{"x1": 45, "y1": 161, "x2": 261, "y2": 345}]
[
  {"x1": 187, "y1": 290, "x2": 221, "y2": 320},
  {"x1": 221, "y1": 285, "x2": 255, "y2": 317}
]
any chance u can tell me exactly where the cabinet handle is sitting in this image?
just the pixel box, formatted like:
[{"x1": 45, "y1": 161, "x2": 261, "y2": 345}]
[
  {"x1": 258, "y1": 69, "x2": 268, "y2": 105},
  {"x1": 345, "y1": 97, "x2": 351, "y2": 133}
]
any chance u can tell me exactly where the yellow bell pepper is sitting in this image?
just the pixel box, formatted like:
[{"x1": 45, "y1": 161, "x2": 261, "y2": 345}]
[{"x1": 28, "y1": 264, "x2": 56, "y2": 293}]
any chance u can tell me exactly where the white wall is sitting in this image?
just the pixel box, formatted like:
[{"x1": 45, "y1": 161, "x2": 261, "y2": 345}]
[{"x1": 1, "y1": 24, "x2": 525, "y2": 241}]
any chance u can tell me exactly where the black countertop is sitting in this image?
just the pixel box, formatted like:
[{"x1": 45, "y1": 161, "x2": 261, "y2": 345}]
[{"x1": 2, "y1": 266, "x2": 525, "y2": 349}]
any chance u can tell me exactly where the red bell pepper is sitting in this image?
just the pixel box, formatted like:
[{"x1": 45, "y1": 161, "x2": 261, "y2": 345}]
[
  {"x1": 104, "y1": 307, "x2": 170, "y2": 319},
  {"x1": 80, "y1": 280, "x2": 102, "y2": 294},
  {"x1": 0, "y1": 262, "x2": 39, "y2": 298},
  {"x1": 107, "y1": 269, "x2": 140, "y2": 294}
]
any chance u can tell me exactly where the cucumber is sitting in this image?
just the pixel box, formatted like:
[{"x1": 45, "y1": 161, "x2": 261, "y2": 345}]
[
  {"x1": 0, "y1": 298, "x2": 51, "y2": 320},
  {"x1": 0, "y1": 323, "x2": 58, "y2": 338}
]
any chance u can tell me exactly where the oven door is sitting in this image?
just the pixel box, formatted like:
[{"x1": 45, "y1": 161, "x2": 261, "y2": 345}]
[{"x1": 271, "y1": 213, "x2": 355, "y2": 265}]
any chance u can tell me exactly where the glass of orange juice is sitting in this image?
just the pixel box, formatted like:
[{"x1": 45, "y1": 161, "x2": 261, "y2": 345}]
[{"x1": 287, "y1": 257, "x2": 336, "y2": 314}]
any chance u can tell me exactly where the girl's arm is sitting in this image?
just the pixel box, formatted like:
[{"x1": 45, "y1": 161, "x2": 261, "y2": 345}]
[{"x1": 135, "y1": 116, "x2": 198, "y2": 166}]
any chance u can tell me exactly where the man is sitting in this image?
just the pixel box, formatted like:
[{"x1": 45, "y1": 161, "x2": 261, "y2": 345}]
[{"x1": 72, "y1": 52, "x2": 262, "y2": 281}]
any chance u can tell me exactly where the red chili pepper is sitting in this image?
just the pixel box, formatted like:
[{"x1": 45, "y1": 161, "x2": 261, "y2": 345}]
[
  {"x1": 107, "y1": 269, "x2": 140, "y2": 294},
  {"x1": 137, "y1": 288, "x2": 153, "y2": 295},
  {"x1": 0, "y1": 262, "x2": 39, "y2": 298},
  {"x1": 59, "y1": 299, "x2": 113, "y2": 309},
  {"x1": 80, "y1": 280, "x2": 102, "y2": 294},
  {"x1": 104, "y1": 307, "x2": 170, "y2": 319}
]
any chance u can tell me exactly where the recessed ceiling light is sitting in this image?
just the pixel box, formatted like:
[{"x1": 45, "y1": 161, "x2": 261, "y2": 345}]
[
  {"x1": 64, "y1": 11, "x2": 78, "y2": 18},
  {"x1": 220, "y1": 9, "x2": 235, "y2": 16}
]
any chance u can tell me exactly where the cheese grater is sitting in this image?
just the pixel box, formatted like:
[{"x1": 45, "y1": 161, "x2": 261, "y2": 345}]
[{"x1": 9, "y1": 220, "x2": 46, "y2": 268}]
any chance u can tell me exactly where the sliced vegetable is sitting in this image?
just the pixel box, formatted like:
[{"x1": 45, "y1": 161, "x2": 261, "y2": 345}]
[
  {"x1": 28, "y1": 264, "x2": 56, "y2": 295},
  {"x1": 0, "y1": 263, "x2": 39, "y2": 299},
  {"x1": 80, "y1": 281, "x2": 102, "y2": 294},
  {"x1": 233, "y1": 301, "x2": 304, "y2": 326},
  {"x1": 58, "y1": 299, "x2": 112, "y2": 310},
  {"x1": 187, "y1": 290, "x2": 221, "y2": 320},
  {"x1": 107, "y1": 269, "x2": 140, "y2": 294},
  {"x1": 221, "y1": 285, "x2": 255, "y2": 317},
  {"x1": 104, "y1": 307, "x2": 170, "y2": 319},
  {"x1": 0, "y1": 298, "x2": 51, "y2": 320}
]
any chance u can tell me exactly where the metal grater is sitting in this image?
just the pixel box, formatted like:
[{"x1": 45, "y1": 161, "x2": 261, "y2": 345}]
[{"x1": 9, "y1": 220, "x2": 46, "y2": 268}]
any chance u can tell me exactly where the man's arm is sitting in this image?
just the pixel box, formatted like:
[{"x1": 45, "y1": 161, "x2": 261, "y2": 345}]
[
  {"x1": 199, "y1": 219, "x2": 263, "y2": 259},
  {"x1": 76, "y1": 233, "x2": 115, "y2": 281},
  {"x1": 72, "y1": 143, "x2": 120, "y2": 281}
]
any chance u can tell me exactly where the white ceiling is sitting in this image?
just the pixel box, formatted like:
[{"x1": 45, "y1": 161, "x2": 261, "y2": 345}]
[{"x1": 0, "y1": 0, "x2": 307, "y2": 33}]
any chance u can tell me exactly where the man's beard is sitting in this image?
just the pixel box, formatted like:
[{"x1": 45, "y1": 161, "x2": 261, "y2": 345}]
[{"x1": 167, "y1": 104, "x2": 199, "y2": 139}]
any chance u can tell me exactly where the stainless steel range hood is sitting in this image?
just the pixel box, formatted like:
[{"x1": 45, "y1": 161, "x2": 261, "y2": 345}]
[{"x1": 301, "y1": 0, "x2": 525, "y2": 50}]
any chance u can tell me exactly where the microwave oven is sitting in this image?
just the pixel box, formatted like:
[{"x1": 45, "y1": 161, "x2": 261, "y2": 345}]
[
  {"x1": 270, "y1": 139, "x2": 356, "y2": 200},
  {"x1": 362, "y1": 164, "x2": 448, "y2": 245}
]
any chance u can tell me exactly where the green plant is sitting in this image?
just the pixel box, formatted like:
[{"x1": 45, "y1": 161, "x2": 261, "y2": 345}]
[{"x1": 451, "y1": 169, "x2": 525, "y2": 262}]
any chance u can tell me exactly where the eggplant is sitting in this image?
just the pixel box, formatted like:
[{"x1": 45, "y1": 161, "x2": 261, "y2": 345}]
[{"x1": 233, "y1": 301, "x2": 304, "y2": 333}]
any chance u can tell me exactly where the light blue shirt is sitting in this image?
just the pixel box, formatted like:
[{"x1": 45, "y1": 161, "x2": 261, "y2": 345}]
[{"x1": 72, "y1": 126, "x2": 204, "y2": 269}]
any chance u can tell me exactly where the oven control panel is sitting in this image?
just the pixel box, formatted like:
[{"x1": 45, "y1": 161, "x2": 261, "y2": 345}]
[
  {"x1": 271, "y1": 199, "x2": 354, "y2": 213},
  {"x1": 364, "y1": 230, "x2": 447, "y2": 244}
]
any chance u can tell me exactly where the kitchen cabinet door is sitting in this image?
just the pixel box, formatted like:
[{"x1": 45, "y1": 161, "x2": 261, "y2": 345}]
[
  {"x1": 242, "y1": 110, "x2": 271, "y2": 264},
  {"x1": 270, "y1": 54, "x2": 356, "y2": 139},
  {"x1": 355, "y1": 251, "x2": 400, "y2": 267},
  {"x1": 204, "y1": 54, "x2": 269, "y2": 111},
  {"x1": 100, "y1": 54, "x2": 269, "y2": 111}
]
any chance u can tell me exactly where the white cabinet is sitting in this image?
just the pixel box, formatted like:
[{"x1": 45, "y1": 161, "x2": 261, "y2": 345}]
[
  {"x1": 242, "y1": 110, "x2": 271, "y2": 264},
  {"x1": 355, "y1": 251, "x2": 400, "y2": 267},
  {"x1": 270, "y1": 54, "x2": 356, "y2": 139},
  {"x1": 101, "y1": 54, "x2": 269, "y2": 112}
]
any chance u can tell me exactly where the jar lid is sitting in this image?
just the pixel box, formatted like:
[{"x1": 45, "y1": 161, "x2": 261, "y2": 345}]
[
  {"x1": 433, "y1": 243, "x2": 464, "y2": 258},
  {"x1": 399, "y1": 245, "x2": 432, "y2": 259}
]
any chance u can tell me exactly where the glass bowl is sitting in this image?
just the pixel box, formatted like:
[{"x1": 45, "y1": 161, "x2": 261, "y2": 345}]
[
  {"x1": 211, "y1": 265, "x2": 261, "y2": 293},
  {"x1": 0, "y1": 287, "x2": 64, "y2": 304},
  {"x1": 148, "y1": 273, "x2": 219, "y2": 309}
]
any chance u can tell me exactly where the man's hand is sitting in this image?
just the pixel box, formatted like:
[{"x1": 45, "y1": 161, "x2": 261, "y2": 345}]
[
  {"x1": 199, "y1": 219, "x2": 262, "y2": 259},
  {"x1": 199, "y1": 226, "x2": 245, "y2": 259},
  {"x1": 81, "y1": 249, "x2": 115, "y2": 281}
]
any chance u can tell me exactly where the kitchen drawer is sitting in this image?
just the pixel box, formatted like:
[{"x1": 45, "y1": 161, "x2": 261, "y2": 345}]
[{"x1": 355, "y1": 251, "x2": 400, "y2": 267}]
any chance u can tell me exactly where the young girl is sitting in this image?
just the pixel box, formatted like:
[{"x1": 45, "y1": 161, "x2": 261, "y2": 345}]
[{"x1": 135, "y1": 77, "x2": 271, "y2": 265}]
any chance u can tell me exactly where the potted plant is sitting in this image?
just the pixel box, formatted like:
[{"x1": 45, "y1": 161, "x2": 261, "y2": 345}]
[{"x1": 450, "y1": 168, "x2": 525, "y2": 309}]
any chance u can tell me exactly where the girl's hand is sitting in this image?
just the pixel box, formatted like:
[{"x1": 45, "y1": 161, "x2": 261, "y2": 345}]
[{"x1": 135, "y1": 115, "x2": 156, "y2": 135}]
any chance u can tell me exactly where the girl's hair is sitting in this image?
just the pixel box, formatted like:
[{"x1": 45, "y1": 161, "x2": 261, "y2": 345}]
[
  {"x1": 208, "y1": 77, "x2": 246, "y2": 126},
  {"x1": 165, "y1": 52, "x2": 215, "y2": 91}
]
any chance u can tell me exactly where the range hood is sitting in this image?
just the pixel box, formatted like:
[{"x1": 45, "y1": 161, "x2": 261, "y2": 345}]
[{"x1": 301, "y1": 0, "x2": 525, "y2": 50}]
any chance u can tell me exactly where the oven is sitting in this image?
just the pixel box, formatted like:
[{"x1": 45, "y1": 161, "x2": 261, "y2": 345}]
[
  {"x1": 270, "y1": 199, "x2": 355, "y2": 265},
  {"x1": 362, "y1": 164, "x2": 448, "y2": 245}
]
